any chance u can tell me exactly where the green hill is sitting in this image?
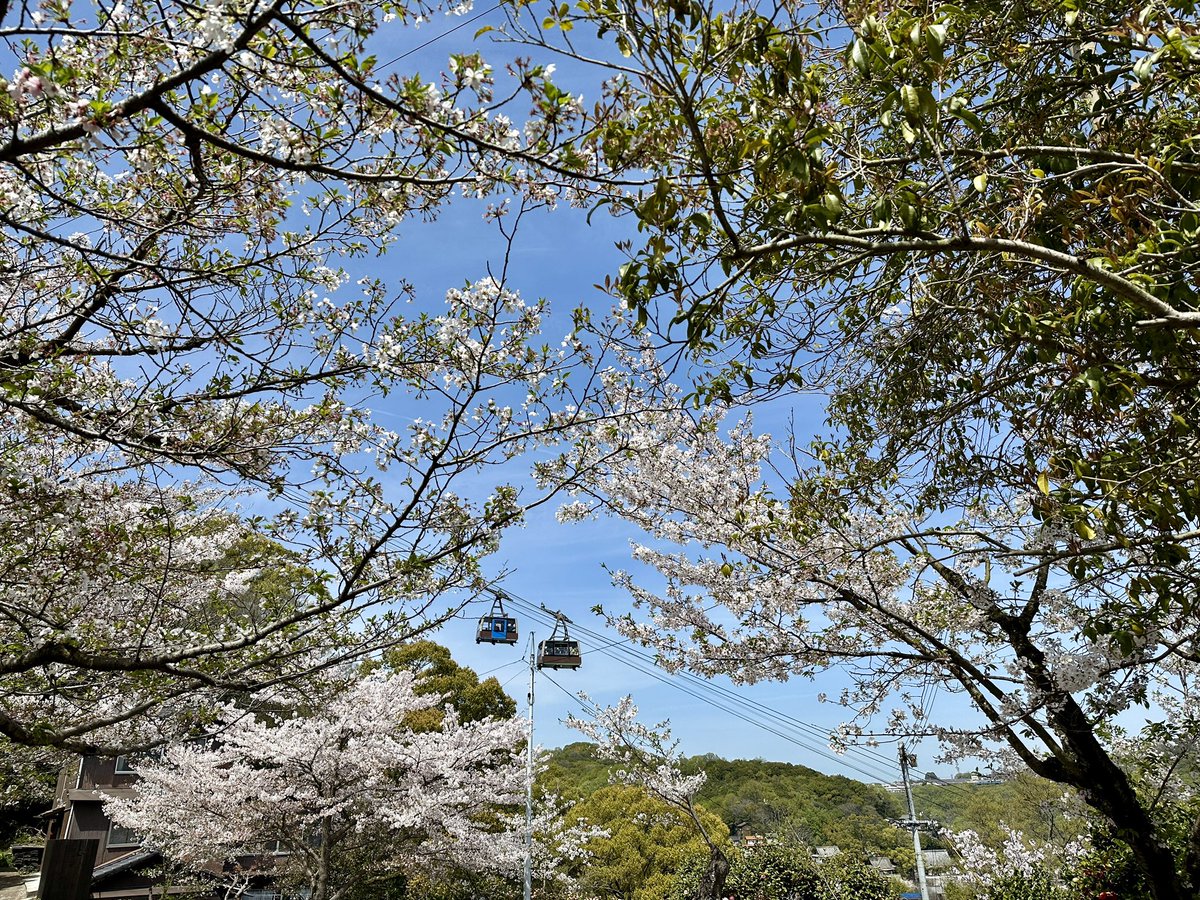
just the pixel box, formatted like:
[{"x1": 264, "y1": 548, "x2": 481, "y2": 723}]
[
  {"x1": 540, "y1": 743, "x2": 905, "y2": 856},
  {"x1": 540, "y1": 743, "x2": 1083, "y2": 861}
]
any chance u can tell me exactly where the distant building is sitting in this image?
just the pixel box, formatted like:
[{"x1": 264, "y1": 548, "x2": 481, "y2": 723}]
[
  {"x1": 883, "y1": 772, "x2": 1005, "y2": 791},
  {"x1": 922, "y1": 849, "x2": 953, "y2": 870},
  {"x1": 737, "y1": 833, "x2": 772, "y2": 849},
  {"x1": 868, "y1": 856, "x2": 897, "y2": 876},
  {"x1": 43, "y1": 756, "x2": 167, "y2": 899}
]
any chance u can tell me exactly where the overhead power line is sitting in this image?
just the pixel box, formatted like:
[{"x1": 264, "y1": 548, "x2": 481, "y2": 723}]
[
  {"x1": 376, "y1": 2, "x2": 506, "y2": 73},
  {"x1": 497, "y1": 594, "x2": 899, "y2": 783},
  {"x1": 475, "y1": 589, "x2": 990, "y2": 809}
]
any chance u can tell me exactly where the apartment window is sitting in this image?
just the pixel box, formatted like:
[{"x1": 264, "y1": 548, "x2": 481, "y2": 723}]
[
  {"x1": 107, "y1": 823, "x2": 141, "y2": 848},
  {"x1": 113, "y1": 749, "x2": 163, "y2": 775}
]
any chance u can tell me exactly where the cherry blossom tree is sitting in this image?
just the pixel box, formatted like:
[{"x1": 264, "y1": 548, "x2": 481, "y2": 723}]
[
  {"x1": 0, "y1": 0, "x2": 645, "y2": 752},
  {"x1": 551, "y1": 395, "x2": 1200, "y2": 900},
  {"x1": 566, "y1": 695, "x2": 730, "y2": 900},
  {"x1": 0, "y1": 268, "x2": 638, "y2": 753},
  {"x1": 104, "y1": 670, "x2": 529, "y2": 900}
]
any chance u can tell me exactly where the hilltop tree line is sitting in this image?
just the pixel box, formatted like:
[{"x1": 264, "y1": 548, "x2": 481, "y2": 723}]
[{"x1": 541, "y1": 742, "x2": 1086, "y2": 862}]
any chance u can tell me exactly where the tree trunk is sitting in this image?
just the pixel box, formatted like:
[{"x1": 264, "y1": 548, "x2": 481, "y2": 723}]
[
  {"x1": 1041, "y1": 692, "x2": 1189, "y2": 900},
  {"x1": 696, "y1": 845, "x2": 730, "y2": 900},
  {"x1": 1051, "y1": 703, "x2": 1193, "y2": 899},
  {"x1": 997, "y1": 616, "x2": 1192, "y2": 900},
  {"x1": 311, "y1": 817, "x2": 333, "y2": 900}
]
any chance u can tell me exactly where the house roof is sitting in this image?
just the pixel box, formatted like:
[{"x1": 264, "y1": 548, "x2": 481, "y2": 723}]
[
  {"x1": 92, "y1": 848, "x2": 161, "y2": 883},
  {"x1": 922, "y1": 849, "x2": 953, "y2": 869}
]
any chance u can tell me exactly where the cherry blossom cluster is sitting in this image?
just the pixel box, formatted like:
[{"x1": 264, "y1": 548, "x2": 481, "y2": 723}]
[
  {"x1": 945, "y1": 827, "x2": 1090, "y2": 889},
  {"x1": 104, "y1": 671, "x2": 528, "y2": 900},
  {"x1": 566, "y1": 695, "x2": 707, "y2": 811}
]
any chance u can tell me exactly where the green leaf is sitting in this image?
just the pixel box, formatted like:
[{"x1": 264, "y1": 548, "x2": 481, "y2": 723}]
[
  {"x1": 850, "y1": 39, "x2": 869, "y2": 75},
  {"x1": 872, "y1": 196, "x2": 892, "y2": 224},
  {"x1": 926, "y1": 23, "x2": 947, "y2": 57},
  {"x1": 1132, "y1": 52, "x2": 1156, "y2": 83},
  {"x1": 946, "y1": 95, "x2": 985, "y2": 132}
]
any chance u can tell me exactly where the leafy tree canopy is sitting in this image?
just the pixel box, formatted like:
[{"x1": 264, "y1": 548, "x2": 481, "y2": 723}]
[
  {"x1": 380, "y1": 639, "x2": 518, "y2": 730},
  {"x1": 510, "y1": 0, "x2": 1200, "y2": 895},
  {"x1": 562, "y1": 783, "x2": 730, "y2": 900},
  {"x1": 675, "y1": 843, "x2": 895, "y2": 900}
]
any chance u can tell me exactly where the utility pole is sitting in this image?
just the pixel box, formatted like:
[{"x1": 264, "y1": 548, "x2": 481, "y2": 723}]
[
  {"x1": 524, "y1": 634, "x2": 535, "y2": 900},
  {"x1": 899, "y1": 743, "x2": 931, "y2": 900}
]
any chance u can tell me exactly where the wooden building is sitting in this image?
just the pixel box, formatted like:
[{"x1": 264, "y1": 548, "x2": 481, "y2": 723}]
[{"x1": 42, "y1": 756, "x2": 167, "y2": 899}]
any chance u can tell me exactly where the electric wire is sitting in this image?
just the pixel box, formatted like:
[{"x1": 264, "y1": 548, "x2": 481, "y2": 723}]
[
  {"x1": 540, "y1": 667, "x2": 960, "y2": 830},
  {"x1": 376, "y1": 2, "x2": 505, "y2": 72},
  {"x1": 471, "y1": 590, "x2": 990, "y2": 814},
  {"x1": 502, "y1": 596, "x2": 903, "y2": 784},
  {"x1": 612, "y1": 616, "x2": 976, "y2": 807},
  {"x1": 501, "y1": 595, "x2": 898, "y2": 776},
  {"x1": 508, "y1": 593, "x2": 989, "y2": 808},
  {"x1": 500, "y1": 668, "x2": 528, "y2": 691},
  {"x1": 529, "y1": 606, "x2": 968, "y2": 822},
  {"x1": 476, "y1": 657, "x2": 528, "y2": 678}
]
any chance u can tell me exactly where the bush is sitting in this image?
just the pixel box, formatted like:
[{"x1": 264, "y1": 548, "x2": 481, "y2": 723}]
[{"x1": 675, "y1": 845, "x2": 900, "y2": 900}]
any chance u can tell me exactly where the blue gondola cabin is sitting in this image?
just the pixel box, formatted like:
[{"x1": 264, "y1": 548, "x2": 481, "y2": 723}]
[{"x1": 477, "y1": 615, "x2": 519, "y2": 645}]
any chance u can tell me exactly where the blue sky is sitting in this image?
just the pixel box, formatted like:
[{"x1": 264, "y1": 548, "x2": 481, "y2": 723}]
[
  {"x1": 348, "y1": 156, "x2": 934, "y2": 787},
  {"x1": 325, "y1": 8, "x2": 961, "y2": 787}
]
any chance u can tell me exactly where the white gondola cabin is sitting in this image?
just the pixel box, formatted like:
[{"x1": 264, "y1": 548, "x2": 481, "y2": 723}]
[{"x1": 536, "y1": 617, "x2": 581, "y2": 669}]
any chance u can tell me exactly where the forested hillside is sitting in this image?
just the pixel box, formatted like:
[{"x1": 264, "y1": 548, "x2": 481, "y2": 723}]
[
  {"x1": 912, "y1": 772, "x2": 1087, "y2": 850},
  {"x1": 541, "y1": 744, "x2": 1082, "y2": 859}
]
